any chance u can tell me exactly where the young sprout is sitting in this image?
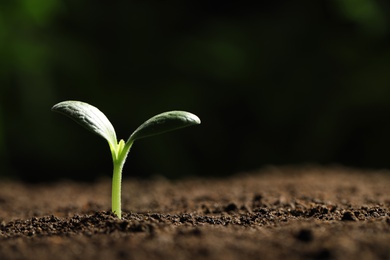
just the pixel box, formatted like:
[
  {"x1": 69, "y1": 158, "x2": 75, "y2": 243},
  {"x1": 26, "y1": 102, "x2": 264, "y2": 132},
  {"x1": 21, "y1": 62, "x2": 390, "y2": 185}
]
[{"x1": 52, "y1": 100, "x2": 201, "y2": 218}]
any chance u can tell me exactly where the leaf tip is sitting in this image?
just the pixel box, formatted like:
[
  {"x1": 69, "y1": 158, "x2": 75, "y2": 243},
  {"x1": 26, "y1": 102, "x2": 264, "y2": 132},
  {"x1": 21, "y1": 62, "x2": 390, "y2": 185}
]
[{"x1": 189, "y1": 113, "x2": 201, "y2": 125}]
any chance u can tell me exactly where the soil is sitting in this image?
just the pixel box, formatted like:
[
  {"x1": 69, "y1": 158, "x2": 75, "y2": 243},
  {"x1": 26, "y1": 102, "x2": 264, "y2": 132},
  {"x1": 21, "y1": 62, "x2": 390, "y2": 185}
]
[{"x1": 1, "y1": 165, "x2": 390, "y2": 260}]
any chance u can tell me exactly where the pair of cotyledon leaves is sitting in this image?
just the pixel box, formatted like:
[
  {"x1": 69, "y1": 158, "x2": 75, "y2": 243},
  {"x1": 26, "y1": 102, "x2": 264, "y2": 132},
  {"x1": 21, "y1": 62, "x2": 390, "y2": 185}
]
[{"x1": 51, "y1": 101, "x2": 201, "y2": 157}]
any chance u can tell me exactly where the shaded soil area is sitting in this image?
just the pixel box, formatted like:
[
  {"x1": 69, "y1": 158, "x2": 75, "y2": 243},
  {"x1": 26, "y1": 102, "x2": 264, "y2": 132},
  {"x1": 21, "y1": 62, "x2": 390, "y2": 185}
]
[{"x1": 1, "y1": 165, "x2": 390, "y2": 259}]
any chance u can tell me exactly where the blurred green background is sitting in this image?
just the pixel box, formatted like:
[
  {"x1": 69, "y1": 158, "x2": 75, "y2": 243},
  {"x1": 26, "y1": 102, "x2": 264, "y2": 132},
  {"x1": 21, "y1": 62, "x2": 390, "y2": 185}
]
[{"x1": 1, "y1": 0, "x2": 390, "y2": 181}]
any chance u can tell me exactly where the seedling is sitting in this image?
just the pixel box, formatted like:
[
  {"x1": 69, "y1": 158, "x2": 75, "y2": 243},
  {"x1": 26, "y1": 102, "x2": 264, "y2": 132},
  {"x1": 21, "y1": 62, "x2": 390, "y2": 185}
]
[{"x1": 52, "y1": 100, "x2": 201, "y2": 218}]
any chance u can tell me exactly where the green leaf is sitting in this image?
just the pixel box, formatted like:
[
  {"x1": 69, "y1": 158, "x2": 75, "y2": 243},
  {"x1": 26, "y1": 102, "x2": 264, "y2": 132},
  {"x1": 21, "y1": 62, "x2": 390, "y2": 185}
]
[
  {"x1": 129, "y1": 111, "x2": 201, "y2": 142},
  {"x1": 51, "y1": 101, "x2": 118, "y2": 151}
]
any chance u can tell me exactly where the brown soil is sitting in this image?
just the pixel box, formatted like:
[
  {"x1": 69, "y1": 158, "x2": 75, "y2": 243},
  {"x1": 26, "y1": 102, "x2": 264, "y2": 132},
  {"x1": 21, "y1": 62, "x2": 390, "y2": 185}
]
[{"x1": 1, "y1": 165, "x2": 390, "y2": 260}]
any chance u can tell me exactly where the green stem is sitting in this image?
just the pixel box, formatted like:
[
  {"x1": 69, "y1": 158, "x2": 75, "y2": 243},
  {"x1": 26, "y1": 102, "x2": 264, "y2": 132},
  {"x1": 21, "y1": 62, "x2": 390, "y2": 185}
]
[
  {"x1": 112, "y1": 160, "x2": 124, "y2": 218},
  {"x1": 111, "y1": 140, "x2": 133, "y2": 219}
]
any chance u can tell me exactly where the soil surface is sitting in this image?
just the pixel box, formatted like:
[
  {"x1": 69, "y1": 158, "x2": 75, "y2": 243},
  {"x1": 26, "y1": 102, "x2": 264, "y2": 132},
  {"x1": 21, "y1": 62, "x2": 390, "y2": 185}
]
[{"x1": 1, "y1": 165, "x2": 390, "y2": 260}]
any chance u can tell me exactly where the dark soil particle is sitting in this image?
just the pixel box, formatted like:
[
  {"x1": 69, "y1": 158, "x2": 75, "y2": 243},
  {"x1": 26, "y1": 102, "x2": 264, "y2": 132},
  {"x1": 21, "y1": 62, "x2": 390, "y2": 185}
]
[{"x1": 0, "y1": 165, "x2": 390, "y2": 259}]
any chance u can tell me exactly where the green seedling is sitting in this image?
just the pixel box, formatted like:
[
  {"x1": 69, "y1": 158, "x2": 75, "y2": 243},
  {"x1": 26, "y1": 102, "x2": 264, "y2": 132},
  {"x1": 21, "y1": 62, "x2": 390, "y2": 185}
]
[{"x1": 52, "y1": 100, "x2": 201, "y2": 218}]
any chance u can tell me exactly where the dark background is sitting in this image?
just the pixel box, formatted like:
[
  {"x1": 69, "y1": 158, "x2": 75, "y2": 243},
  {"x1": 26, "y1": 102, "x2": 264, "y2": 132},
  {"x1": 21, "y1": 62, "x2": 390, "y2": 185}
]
[{"x1": 1, "y1": 0, "x2": 390, "y2": 181}]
